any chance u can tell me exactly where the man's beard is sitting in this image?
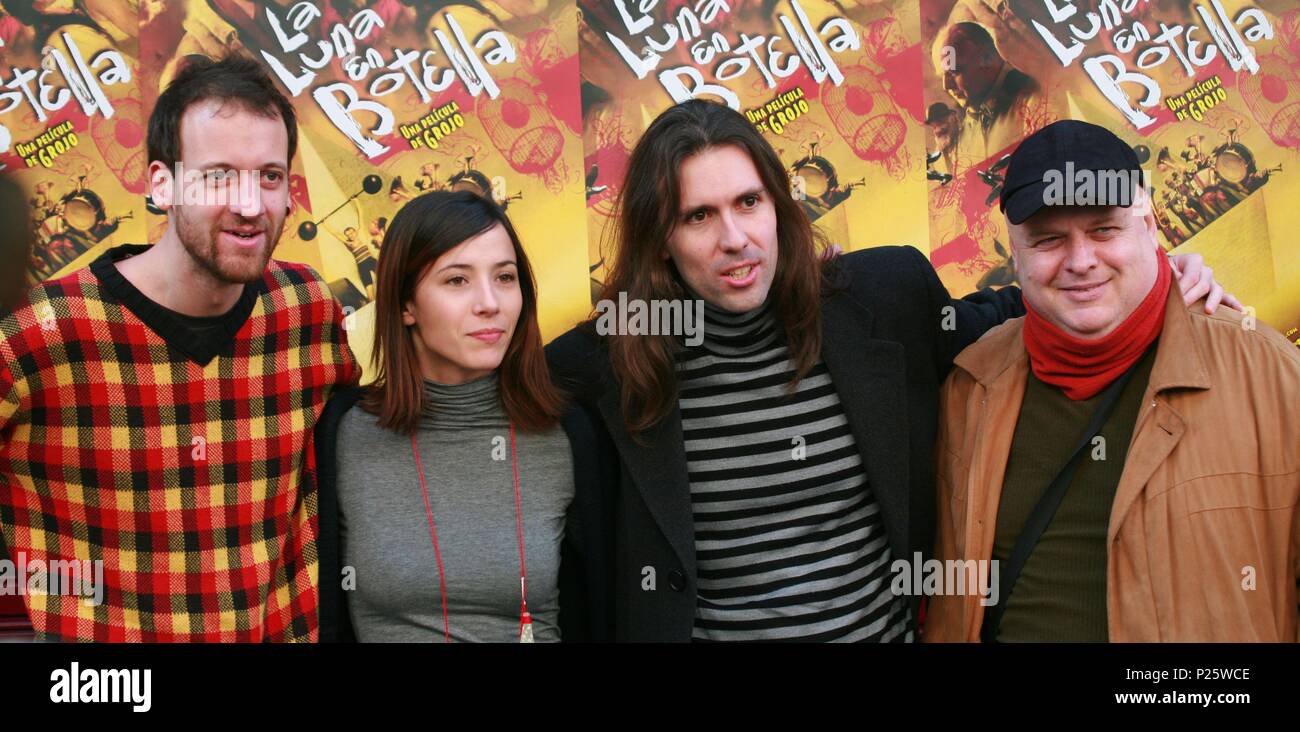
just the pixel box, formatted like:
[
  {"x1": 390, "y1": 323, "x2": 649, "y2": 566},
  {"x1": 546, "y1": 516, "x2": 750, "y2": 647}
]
[{"x1": 174, "y1": 207, "x2": 279, "y2": 285}]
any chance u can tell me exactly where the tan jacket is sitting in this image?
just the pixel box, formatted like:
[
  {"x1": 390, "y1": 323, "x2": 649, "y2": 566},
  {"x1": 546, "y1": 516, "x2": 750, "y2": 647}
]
[{"x1": 927, "y1": 286, "x2": 1300, "y2": 642}]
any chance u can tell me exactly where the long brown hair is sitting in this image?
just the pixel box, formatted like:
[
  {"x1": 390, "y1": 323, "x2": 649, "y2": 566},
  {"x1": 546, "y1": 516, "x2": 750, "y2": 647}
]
[
  {"x1": 363, "y1": 190, "x2": 566, "y2": 433},
  {"x1": 599, "y1": 99, "x2": 826, "y2": 437}
]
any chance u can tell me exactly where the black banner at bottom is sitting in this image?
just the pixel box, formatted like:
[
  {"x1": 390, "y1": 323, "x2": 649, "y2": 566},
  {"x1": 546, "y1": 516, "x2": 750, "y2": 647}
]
[{"x1": 0, "y1": 642, "x2": 1290, "y2": 716}]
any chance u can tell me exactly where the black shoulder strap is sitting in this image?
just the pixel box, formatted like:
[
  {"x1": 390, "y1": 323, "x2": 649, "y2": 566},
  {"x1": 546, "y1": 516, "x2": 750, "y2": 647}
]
[{"x1": 981, "y1": 365, "x2": 1141, "y2": 643}]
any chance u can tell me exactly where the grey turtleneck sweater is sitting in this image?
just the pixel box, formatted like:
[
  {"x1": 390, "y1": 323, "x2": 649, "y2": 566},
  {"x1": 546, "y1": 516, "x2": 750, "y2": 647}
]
[{"x1": 336, "y1": 373, "x2": 574, "y2": 642}]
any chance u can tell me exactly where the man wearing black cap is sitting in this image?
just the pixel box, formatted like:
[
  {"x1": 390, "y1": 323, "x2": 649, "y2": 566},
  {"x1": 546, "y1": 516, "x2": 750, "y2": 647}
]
[{"x1": 926, "y1": 120, "x2": 1299, "y2": 642}]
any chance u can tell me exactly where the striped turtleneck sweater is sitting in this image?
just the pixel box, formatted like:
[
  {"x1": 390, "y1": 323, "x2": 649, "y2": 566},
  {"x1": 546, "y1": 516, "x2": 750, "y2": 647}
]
[{"x1": 676, "y1": 301, "x2": 912, "y2": 642}]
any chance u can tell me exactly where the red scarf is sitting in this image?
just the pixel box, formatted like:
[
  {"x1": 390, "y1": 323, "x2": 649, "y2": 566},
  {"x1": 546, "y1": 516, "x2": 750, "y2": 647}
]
[{"x1": 1022, "y1": 258, "x2": 1171, "y2": 400}]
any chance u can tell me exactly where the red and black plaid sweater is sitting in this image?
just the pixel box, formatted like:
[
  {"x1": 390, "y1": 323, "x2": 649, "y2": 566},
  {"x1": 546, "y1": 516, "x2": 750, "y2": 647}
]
[{"x1": 0, "y1": 245, "x2": 356, "y2": 641}]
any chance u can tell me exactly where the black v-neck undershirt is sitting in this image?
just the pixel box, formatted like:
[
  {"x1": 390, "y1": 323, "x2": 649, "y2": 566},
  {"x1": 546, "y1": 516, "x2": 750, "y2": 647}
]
[{"x1": 90, "y1": 244, "x2": 265, "y2": 366}]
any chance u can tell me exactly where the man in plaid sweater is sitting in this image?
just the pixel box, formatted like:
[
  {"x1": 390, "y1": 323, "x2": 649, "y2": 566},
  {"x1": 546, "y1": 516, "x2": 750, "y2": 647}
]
[{"x1": 0, "y1": 56, "x2": 356, "y2": 641}]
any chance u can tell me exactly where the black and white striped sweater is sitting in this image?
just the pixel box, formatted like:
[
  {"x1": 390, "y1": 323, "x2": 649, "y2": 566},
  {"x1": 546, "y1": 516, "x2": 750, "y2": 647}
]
[{"x1": 676, "y1": 301, "x2": 912, "y2": 642}]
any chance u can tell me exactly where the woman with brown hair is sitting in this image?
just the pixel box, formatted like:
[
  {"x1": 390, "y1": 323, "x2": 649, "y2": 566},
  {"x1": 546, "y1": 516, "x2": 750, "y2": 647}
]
[{"x1": 315, "y1": 190, "x2": 612, "y2": 642}]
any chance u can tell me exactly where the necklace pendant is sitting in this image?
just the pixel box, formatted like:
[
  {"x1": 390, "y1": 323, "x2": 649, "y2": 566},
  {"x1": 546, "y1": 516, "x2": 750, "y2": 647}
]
[{"x1": 520, "y1": 611, "x2": 534, "y2": 643}]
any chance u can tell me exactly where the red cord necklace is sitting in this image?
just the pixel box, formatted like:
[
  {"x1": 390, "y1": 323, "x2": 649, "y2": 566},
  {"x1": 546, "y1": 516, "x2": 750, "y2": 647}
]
[{"x1": 411, "y1": 423, "x2": 532, "y2": 643}]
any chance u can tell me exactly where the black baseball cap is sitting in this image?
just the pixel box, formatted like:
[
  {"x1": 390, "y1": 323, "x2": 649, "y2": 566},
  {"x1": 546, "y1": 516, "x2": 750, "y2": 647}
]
[{"x1": 999, "y1": 120, "x2": 1142, "y2": 225}]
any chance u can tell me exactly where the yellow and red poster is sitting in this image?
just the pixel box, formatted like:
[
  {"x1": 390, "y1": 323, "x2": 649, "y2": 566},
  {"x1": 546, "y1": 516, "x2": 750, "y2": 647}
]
[
  {"x1": 5, "y1": 1, "x2": 1300, "y2": 352},
  {"x1": 920, "y1": 0, "x2": 1300, "y2": 345},
  {"x1": 136, "y1": 0, "x2": 591, "y2": 378},
  {"x1": 577, "y1": 0, "x2": 934, "y2": 290},
  {"x1": 0, "y1": 1, "x2": 146, "y2": 286}
]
